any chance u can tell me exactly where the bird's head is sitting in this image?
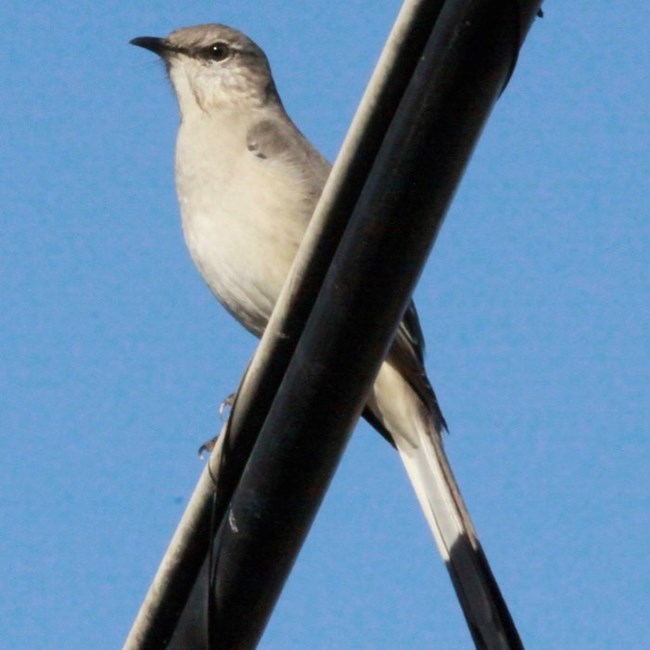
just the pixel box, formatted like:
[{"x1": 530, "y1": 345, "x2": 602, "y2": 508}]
[{"x1": 131, "y1": 24, "x2": 278, "y2": 117}]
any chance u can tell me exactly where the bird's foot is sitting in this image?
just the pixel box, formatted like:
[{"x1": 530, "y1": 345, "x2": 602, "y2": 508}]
[
  {"x1": 198, "y1": 435, "x2": 218, "y2": 459},
  {"x1": 197, "y1": 392, "x2": 236, "y2": 458},
  {"x1": 219, "y1": 393, "x2": 235, "y2": 419}
]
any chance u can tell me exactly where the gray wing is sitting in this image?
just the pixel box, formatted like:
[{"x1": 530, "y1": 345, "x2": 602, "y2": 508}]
[
  {"x1": 248, "y1": 117, "x2": 444, "y2": 434},
  {"x1": 246, "y1": 114, "x2": 331, "y2": 205},
  {"x1": 389, "y1": 301, "x2": 448, "y2": 433},
  {"x1": 363, "y1": 300, "x2": 447, "y2": 442}
]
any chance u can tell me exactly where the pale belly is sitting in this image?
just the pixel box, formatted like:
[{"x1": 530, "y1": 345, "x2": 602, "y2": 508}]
[
  {"x1": 176, "y1": 130, "x2": 315, "y2": 336},
  {"x1": 181, "y1": 199, "x2": 306, "y2": 335}
]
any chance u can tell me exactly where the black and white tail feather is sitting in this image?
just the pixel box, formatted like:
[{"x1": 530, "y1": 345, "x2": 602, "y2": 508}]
[{"x1": 366, "y1": 302, "x2": 522, "y2": 649}]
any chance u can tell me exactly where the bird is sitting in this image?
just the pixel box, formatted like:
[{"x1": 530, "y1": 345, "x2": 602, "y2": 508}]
[{"x1": 131, "y1": 24, "x2": 520, "y2": 648}]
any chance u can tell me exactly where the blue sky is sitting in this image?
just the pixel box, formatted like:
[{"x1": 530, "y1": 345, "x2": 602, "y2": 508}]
[{"x1": 1, "y1": 2, "x2": 648, "y2": 648}]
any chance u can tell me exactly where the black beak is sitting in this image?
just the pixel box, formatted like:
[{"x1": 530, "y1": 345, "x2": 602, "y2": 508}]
[{"x1": 130, "y1": 36, "x2": 169, "y2": 56}]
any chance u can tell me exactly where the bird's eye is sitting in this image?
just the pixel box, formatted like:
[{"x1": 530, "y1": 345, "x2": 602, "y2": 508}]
[{"x1": 207, "y1": 42, "x2": 231, "y2": 62}]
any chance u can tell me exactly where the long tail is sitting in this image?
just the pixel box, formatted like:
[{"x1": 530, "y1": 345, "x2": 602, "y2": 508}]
[{"x1": 395, "y1": 420, "x2": 523, "y2": 649}]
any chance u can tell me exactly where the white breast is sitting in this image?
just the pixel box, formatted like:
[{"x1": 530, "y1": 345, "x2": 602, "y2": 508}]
[{"x1": 175, "y1": 112, "x2": 314, "y2": 335}]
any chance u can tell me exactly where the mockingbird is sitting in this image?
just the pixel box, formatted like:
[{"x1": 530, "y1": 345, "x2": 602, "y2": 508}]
[{"x1": 132, "y1": 23, "x2": 518, "y2": 648}]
